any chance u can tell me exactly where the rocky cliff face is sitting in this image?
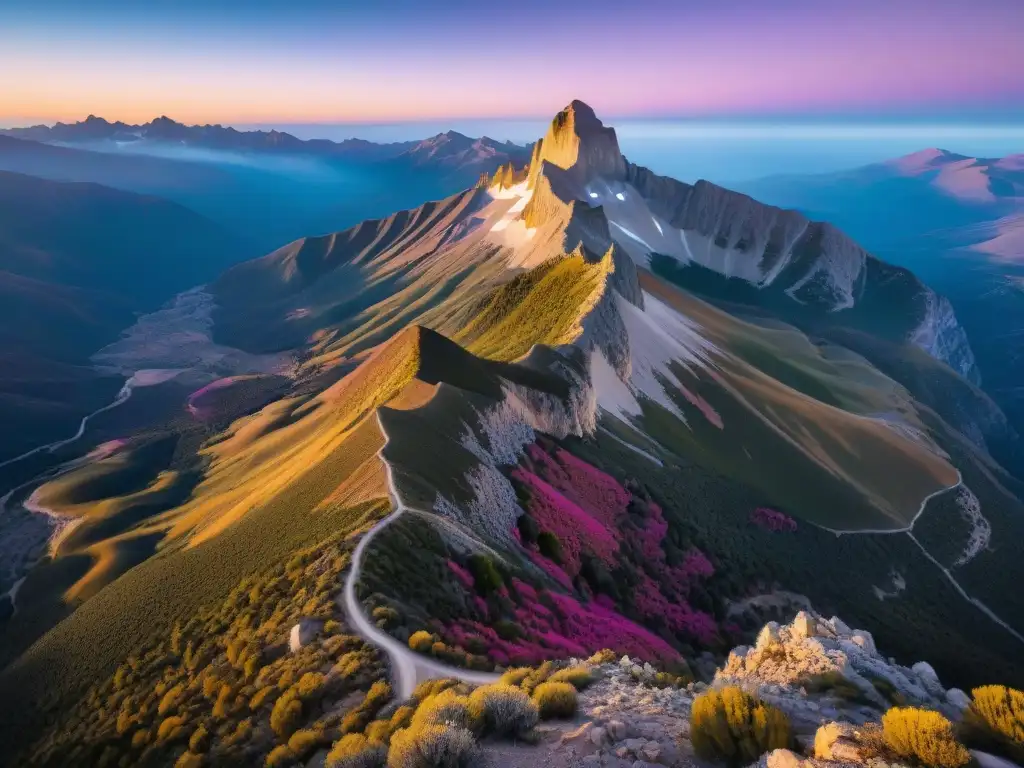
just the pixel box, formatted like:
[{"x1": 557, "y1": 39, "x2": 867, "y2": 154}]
[
  {"x1": 910, "y1": 291, "x2": 981, "y2": 384},
  {"x1": 525, "y1": 101, "x2": 982, "y2": 383}
]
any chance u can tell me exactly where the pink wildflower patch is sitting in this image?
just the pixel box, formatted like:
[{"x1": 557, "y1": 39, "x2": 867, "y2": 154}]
[
  {"x1": 751, "y1": 507, "x2": 798, "y2": 532},
  {"x1": 551, "y1": 449, "x2": 631, "y2": 527},
  {"x1": 527, "y1": 550, "x2": 574, "y2": 590},
  {"x1": 676, "y1": 382, "x2": 724, "y2": 429},
  {"x1": 512, "y1": 468, "x2": 619, "y2": 575},
  {"x1": 446, "y1": 560, "x2": 475, "y2": 590}
]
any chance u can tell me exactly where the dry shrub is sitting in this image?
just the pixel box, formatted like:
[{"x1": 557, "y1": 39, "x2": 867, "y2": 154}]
[
  {"x1": 411, "y1": 689, "x2": 476, "y2": 732},
  {"x1": 325, "y1": 732, "x2": 387, "y2": 768},
  {"x1": 408, "y1": 631, "x2": 435, "y2": 654},
  {"x1": 587, "y1": 649, "x2": 617, "y2": 665},
  {"x1": 498, "y1": 667, "x2": 532, "y2": 687},
  {"x1": 174, "y1": 752, "x2": 203, "y2": 768},
  {"x1": 468, "y1": 684, "x2": 538, "y2": 736},
  {"x1": 388, "y1": 724, "x2": 476, "y2": 768},
  {"x1": 532, "y1": 682, "x2": 578, "y2": 720},
  {"x1": 549, "y1": 665, "x2": 595, "y2": 690},
  {"x1": 690, "y1": 686, "x2": 792, "y2": 766},
  {"x1": 881, "y1": 707, "x2": 971, "y2": 768},
  {"x1": 270, "y1": 693, "x2": 303, "y2": 739},
  {"x1": 963, "y1": 685, "x2": 1024, "y2": 762}
]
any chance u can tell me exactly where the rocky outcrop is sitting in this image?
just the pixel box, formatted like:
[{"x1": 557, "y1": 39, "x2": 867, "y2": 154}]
[
  {"x1": 717, "y1": 611, "x2": 966, "y2": 733},
  {"x1": 910, "y1": 291, "x2": 981, "y2": 384}
]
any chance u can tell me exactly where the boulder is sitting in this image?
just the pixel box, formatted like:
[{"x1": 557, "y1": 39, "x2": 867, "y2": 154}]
[
  {"x1": 289, "y1": 618, "x2": 323, "y2": 652},
  {"x1": 815, "y1": 721, "x2": 867, "y2": 763},
  {"x1": 849, "y1": 631, "x2": 876, "y2": 655},
  {"x1": 911, "y1": 661, "x2": 945, "y2": 698},
  {"x1": 946, "y1": 688, "x2": 972, "y2": 711},
  {"x1": 590, "y1": 726, "x2": 608, "y2": 746},
  {"x1": 829, "y1": 616, "x2": 852, "y2": 637},
  {"x1": 767, "y1": 748, "x2": 806, "y2": 768},
  {"x1": 757, "y1": 622, "x2": 782, "y2": 648},
  {"x1": 607, "y1": 720, "x2": 628, "y2": 741},
  {"x1": 792, "y1": 612, "x2": 817, "y2": 639}
]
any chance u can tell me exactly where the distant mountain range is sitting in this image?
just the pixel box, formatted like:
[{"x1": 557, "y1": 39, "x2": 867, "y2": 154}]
[
  {"x1": 0, "y1": 119, "x2": 533, "y2": 253},
  {"x1": 0, "y1": 115, "x2": 532, "y2": 174}
]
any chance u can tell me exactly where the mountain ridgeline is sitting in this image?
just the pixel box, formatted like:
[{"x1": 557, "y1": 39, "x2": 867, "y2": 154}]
[{"x1": 3, "y1": 101, "x2": 1024, "y2": 768}]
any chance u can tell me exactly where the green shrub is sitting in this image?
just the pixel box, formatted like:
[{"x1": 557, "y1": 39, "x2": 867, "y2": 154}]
[
  {"x1": 468, "y1": 684, "x2": 538, "y2": 736},
  {"x1": 963, "y1": 685, "x2": 1024, "y2": 762},
  {"x1": 881, "y1": 707, "x2": 971, "y2": 768},
  {"x1": 326, "y1": 733, "x2": 387, "y2": 768},
  {"x1": 388, "y1": 724, "x2": 476, "y2": 768},
  {"x1": 409, "y1": 631, "x2": 435, "y2": 654},
  {"x1": 690, "y1": 686, "x2": 792, "y2": 766},
  {"x1": 549, "y1": 666, "x2": 595, "y2": 690},
  {"x1": 537, "y1": 532, "x2": 562, "y2": 563},
  {"x1": 467, "y1": 555, "x2": 503, "y2": 594},
  {"x1": 532, "y1": 682, "x2": 577, "y2": 719}
]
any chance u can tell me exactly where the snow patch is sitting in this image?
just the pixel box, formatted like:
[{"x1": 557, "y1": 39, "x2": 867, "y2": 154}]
[{"x1": 614, "y1": 291, "x2": 720, "y2": 422}]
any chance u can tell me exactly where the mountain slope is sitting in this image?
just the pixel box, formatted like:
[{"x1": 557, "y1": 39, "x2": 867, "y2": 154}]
[
  {"x1": 737, "y1": 149, "x2": 1024, "y2": 464},
  {"x1": 3, "y1": 102, "x2": 1024, "y2": 768}
]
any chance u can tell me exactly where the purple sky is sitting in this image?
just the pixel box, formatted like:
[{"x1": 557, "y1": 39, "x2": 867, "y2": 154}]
[{"x1": 1, "y1": 0, "x2": 1022, "y2": 124}]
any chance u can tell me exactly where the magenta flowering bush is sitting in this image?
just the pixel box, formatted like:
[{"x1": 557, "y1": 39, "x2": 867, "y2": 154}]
[
  {"x1": 440, "y1": 577, "x2": 680, "y2": 666},
  {"x1": 447, "y1": 560, "x2": 475, "y2": 590},
  {"x1": 750, "y1": 507, "x2": 798, "y2": 532},
  {"x1": 511, "y1": 467, "x2": 619, "y2": 574}
]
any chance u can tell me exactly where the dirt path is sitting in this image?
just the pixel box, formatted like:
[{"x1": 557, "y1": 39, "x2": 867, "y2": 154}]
[{"x1": 339, "y1": 413, "x2": 500, "y2": 699}]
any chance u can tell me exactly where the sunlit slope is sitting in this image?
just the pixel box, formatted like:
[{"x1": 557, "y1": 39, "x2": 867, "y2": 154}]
[{"x1": 599, "y1": 271, "x2": 959, "y2": 531}]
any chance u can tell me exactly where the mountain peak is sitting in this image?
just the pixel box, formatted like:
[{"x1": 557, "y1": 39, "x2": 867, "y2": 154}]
[
  {"x1": 526, "y1": 100, "x2": 626, "y2": 192},
  {"x1": 889, "y1": 147, "x2": 971, "y2": 173}
]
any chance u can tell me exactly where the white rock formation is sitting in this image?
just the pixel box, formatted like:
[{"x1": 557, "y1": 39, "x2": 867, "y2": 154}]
[{"x1": 717, "y1": 611, "x2": 964, "y2": 730}]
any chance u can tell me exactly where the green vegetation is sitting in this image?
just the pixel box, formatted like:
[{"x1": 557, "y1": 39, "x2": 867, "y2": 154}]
[
  {"x1": 690, "y1": 686, "x2": 792, "y2": 766},
  {"x1": 456, "y1": 249, "x2": 612, "y2": 362},
  {"x1": 881, "y1": 707, "x2": 971, "y2": 768}
]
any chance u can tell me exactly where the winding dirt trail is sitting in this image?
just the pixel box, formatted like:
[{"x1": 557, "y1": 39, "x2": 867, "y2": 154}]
[
  {"x1": 817, "y1": 470, "x2": 1023, "y2": 647},
  {"x1": 340, "y1": 414, "x2": 500, "y2": 699},
  {"x1": 0, "y1": 379, "x2": 134, "y2": 471}
]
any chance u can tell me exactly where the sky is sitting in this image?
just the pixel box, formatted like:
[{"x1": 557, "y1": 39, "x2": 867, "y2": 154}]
[{"x1": 2, "y1": 0, "x2": 1023, "y2": 126}]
